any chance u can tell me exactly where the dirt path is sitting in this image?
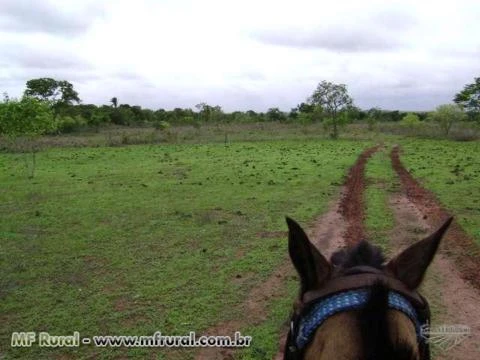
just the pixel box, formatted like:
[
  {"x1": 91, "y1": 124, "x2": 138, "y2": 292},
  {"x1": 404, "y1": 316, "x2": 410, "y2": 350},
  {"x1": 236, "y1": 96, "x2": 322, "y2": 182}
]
[
  {"x1": 391, "y1": 146, "x2": 480, "y2": 290},
  {"x1": 389, "y1": 193, "x2": 480, "y2": 359},
  {"x1": 340, "y1": 145, "x2": 379, "y2": 246}
]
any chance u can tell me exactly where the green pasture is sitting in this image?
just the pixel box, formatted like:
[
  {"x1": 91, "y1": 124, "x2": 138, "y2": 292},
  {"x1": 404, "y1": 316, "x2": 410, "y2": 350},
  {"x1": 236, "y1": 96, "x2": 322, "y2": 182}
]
[
  {"x1": 399, "y1": 139, "x2": 480, "y2": 245},
  {"x1": 364, "y1": 148, "x2": 397, "y2": 254},
  {"x1": 1, "y1": 133, "x2": 479, "y2": 360},
  {"x1": 0, "y1": 140, "x2": 368, "y2": 359}
]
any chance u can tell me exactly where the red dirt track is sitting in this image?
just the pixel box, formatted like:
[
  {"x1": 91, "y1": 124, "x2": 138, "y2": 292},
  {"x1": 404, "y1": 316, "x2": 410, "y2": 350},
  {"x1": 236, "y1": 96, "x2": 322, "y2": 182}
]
[
  {"x1": 391, "y1": 146, "x2": 480, "y2": 290},
  {"x1": 340, "y1": 145, "x2": 379, "y2": 246}
]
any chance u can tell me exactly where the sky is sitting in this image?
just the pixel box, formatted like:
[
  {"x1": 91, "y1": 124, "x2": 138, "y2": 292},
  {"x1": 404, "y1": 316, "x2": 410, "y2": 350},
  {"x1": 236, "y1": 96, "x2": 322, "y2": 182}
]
[{"x1": 0, "y1": 0, "x2": 479, "y2": 112}]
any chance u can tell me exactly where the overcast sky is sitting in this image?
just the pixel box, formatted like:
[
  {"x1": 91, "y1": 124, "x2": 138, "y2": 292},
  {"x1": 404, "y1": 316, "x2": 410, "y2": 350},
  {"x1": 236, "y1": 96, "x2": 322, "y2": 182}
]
[{"x1": 0, "y1": 0, "x2": 479, "y2": 112}]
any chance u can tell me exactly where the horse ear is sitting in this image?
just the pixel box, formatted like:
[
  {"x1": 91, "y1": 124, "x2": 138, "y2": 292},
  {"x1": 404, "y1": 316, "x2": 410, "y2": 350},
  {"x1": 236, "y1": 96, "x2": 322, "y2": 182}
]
[
  {"x1": 286, "y1": 217, "x2": 331, "y2": 294},
  {"x1": 386, "y1": 217, "x2": 453, "y2": 289}
]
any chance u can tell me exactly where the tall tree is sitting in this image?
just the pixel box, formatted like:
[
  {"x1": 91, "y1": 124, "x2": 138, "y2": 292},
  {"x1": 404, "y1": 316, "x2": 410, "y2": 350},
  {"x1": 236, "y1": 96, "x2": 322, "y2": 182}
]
[
  {"x1": 57, "y1": 80, "x2": 80, "y2": 105},
  {"x1": 111, "y1": 97, "x2": 118, "y2": 108},
  {"x1": 24, "y1": 78, "x2": 80, "y2": 105},
  {"x1": 308, "y1": 80, "x2": 353, "y2": 138},
  {"x1": 454, "y1": 77, "x2": 480, "y2": 120},
  {"x1": 24, "y1": 78, "x2": 59, "y2": 101}
]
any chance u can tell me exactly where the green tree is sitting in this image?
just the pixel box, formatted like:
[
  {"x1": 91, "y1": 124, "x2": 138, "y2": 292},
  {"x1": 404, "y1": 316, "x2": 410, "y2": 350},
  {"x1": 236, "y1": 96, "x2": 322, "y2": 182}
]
[
  {"x1": 24, "y1": 78, "x2": 80, "y2": 118},
  {"x1": 344, "y1": 105, "x2": 364, "y2": 122},
  {"x1": 195, "y1": 103, "x2": 209, "y2": 122},
  {"x1": 0, "y1": 96, "x2": 56, "y2": 177},
  {"x1": 57, "y1": 80, "x2": 80, "y2": 105},
  {"x1": 366, "y1": 107, "x2": 382, "y2": 130},
  {"x1": 266, "y1": 107, "x2": 286, "y2": 122},
  {"x1": 308, "y1": 80, "x2": 353, "y2": 138},
  {"x1": 401, "y1": 113, "x2": 421, "y2": 134},
  {"x1": 297, "y1": 102, "x2": 315, "y2": 114},
  {"x1": 454, "y1": 77, "x2": 480, "y2": 120},
  {"x1": 297, "y1": 112, "x2": 313, "y2": 125},
  {"x1": 195, "y1": 103, "x2": 224, "y2": 122},
  {"x1": 89, "y1": 108, "x2": 111, "y2": 132},
  {"x1": 428, "y1": 104, "x2": 466, "y2": 136},
  {"x1": 24, "y1": 78, "x2": 59, "y2": 101},
  {"x1": 24, "y1": 78, "x2": 80, "y2": 105}
]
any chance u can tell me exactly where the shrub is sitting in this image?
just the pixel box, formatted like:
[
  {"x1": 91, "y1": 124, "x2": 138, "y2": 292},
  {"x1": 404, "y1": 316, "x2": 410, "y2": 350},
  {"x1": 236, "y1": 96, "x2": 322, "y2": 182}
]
[
  {"x1": 57, "y1": 115, "x2": 87, "y2": 133},
  {"x1": 427, "y1": 104, "x2": 467, "y2": 136},
  {"x1": 401, "y1": 113, "x2": 421, "y2": 128},
  {"x1": 154, "y1": 120, "x2": 171, "y2": 131}
]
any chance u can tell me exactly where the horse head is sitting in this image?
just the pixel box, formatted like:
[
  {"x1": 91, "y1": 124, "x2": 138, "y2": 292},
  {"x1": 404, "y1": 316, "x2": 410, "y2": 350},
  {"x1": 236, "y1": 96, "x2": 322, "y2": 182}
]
[{"x1": 284, "y1": 216, "x2": 453, "y2": 360}]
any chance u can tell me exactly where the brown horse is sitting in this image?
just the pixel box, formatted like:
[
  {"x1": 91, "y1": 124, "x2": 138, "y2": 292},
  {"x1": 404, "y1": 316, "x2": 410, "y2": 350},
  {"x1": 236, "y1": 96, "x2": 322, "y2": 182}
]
[{"x1": 284, "y1": 216, "x2": 453, "y2": 360}]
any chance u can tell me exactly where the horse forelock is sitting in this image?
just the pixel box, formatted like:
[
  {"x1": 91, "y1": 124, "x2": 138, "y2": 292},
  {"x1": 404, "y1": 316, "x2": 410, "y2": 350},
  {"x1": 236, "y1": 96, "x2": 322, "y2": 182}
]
[{"x1": 330, "y1": 240, "x2": 386, "y2": 270}]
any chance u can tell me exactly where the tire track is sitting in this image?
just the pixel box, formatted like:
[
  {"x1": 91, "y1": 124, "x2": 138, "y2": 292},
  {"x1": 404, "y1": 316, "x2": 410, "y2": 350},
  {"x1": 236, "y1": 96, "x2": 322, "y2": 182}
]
[
  {"x1": 391, "y1": 146, "x2": 480, "y2": 290},
  {"x1": 339, "y1": 145, "x2": 379, "y2": 246}
]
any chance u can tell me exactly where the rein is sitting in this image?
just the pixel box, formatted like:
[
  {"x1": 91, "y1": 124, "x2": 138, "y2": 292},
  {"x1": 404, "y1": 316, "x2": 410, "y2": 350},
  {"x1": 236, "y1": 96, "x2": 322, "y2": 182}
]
[{"x1": 284, "y1": 266, "x2": 431, "y2": 360}]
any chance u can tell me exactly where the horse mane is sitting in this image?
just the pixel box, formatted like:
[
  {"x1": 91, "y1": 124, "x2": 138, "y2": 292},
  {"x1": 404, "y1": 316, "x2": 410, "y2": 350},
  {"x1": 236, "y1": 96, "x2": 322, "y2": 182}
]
[
  {"x1": 330, "y1": 240, "x2": 385, "y2": 269},
  {"x1": 331, "y1": 242, "x2": 418, "y2": 359}
]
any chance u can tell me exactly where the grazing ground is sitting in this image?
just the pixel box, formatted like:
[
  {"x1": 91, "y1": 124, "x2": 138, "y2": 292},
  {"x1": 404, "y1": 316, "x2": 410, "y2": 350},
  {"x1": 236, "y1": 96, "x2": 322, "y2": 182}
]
[
  {"x1": 1, "y1": 134, "x2": 479, "y2": 360},
  {"x1": 0, "y1": 139, "x2": 368, "y2": 359}
]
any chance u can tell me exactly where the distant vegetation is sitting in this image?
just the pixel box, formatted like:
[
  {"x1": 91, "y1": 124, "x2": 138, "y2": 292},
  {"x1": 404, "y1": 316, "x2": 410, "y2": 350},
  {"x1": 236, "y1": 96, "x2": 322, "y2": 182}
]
[{"x1": 1, "y1": 76, "x2": 479, "y2": 140}]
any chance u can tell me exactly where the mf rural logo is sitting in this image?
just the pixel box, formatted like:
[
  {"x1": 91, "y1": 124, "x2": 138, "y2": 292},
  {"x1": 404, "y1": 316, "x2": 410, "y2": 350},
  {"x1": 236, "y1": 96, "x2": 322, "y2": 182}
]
[{"x1": 421, "y1": 324, "x2": 471, "y2": 350}]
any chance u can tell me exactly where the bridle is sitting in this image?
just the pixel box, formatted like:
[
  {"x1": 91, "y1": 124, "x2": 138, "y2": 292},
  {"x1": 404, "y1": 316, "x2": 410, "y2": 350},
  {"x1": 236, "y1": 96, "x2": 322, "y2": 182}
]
[{"x1": 284, "y1": 266, "x2": 431, "y2": 360}]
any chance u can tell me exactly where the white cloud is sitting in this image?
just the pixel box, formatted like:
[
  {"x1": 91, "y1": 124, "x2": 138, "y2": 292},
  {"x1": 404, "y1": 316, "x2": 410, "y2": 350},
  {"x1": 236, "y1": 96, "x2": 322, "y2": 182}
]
[
  {"x1": 0, "y1": 0, "x2": 479, "y2": 111},
  {"x1": 0, "y1": 0, "x2": 106, "y2": 36}
]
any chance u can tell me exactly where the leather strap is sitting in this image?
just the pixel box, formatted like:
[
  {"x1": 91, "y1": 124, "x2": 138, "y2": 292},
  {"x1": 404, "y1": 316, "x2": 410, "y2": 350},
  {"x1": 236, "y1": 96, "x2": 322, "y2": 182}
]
[
  {"x1": 301, "y1": 272, "x2": 425, "y2": 309},
  {"x1": 285, "y1": 267, "x2": 431, "y2": 360}
]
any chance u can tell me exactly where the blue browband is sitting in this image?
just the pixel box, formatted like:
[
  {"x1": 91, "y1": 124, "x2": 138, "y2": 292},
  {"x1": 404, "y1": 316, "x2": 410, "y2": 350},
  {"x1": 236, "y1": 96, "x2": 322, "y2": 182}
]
[{"x1": 295, "y1": 288, "x2": 423, "y2": 349}]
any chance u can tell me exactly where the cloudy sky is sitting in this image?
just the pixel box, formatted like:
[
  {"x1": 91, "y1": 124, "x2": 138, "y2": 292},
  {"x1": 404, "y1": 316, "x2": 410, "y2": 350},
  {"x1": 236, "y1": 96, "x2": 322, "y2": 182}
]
[{"x1": 0, "y1": 0, "x2": 479, "y2": 112}]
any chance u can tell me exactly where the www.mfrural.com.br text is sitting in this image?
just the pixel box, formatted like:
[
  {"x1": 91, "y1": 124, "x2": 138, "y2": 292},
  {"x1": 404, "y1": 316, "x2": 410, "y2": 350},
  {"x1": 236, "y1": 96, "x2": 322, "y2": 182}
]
[{"x1": 11, "y1": 331, "x2": 252, "y2": 348}]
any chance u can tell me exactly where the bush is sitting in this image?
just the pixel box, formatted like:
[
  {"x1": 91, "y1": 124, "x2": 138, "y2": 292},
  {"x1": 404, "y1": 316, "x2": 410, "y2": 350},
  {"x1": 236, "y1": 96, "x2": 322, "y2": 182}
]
[
  {"x1": 154, "y1": 120, "x2": 171, "y2": 131},
  {"x1": 0, "y1": 96, "x2": 56, "y2": 137},
  {"x1": 297, "y1": 112, "x2": 313, "y2": 125},
  {"x1": 401, "y1": 113, "x2": 421, "y2": 128},
  {"x1": 0, "y1": 96, "x2": 56, "y2": 178},
  {"x1": 57, "y1": 115, "x2": 87, "y2": 133},
  {"x1": 427, "y1": 104, "x2": 466, "y2": 136}
]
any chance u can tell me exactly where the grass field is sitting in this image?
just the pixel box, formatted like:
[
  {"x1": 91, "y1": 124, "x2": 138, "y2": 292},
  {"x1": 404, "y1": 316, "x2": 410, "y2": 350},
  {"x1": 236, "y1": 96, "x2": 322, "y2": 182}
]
[
  {"x1": 2, "y1": 131, "x2": 479, "y2": 359},
  {"x1": 399, "y1": 139, "x2": 480, "y2": 245},
  {"x1": 0, "y1": 140, "x2": 369, "y2": 359},
  {"x1": 364, "y1": 147, "x2": 397, "y2": 254}
]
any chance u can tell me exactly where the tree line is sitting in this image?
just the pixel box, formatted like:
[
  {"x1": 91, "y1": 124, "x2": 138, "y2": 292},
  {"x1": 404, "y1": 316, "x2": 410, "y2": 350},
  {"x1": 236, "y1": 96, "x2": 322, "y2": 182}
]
[{"x1": 1, "y1": 76, "x2": 479, "y2": 139}]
